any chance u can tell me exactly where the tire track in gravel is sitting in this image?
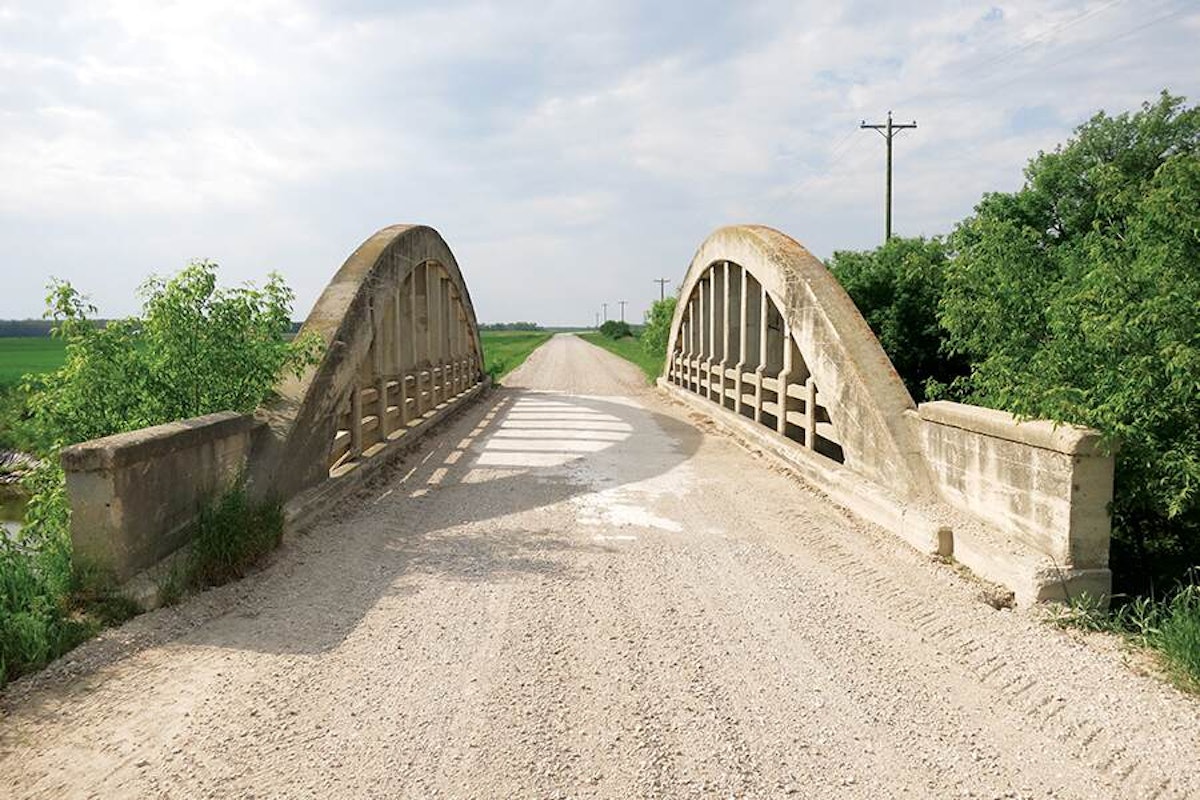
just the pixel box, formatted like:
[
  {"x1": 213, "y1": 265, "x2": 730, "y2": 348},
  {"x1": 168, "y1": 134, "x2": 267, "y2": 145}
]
[{"x1": 3, "y1": 332, "x2": 1200, "y2": 800}]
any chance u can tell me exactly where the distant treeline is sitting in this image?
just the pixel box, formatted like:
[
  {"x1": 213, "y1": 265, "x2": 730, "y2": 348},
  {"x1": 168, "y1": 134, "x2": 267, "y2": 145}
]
[
  {"x1": 0, "y1": 319, "x2": 304, "y2": 336},
  {"x1": 479, "y1": 322, "x2": 542, "y2": 331},
  {"x1": 0, "y1": 320, "x2": 75, "y2": 337}
]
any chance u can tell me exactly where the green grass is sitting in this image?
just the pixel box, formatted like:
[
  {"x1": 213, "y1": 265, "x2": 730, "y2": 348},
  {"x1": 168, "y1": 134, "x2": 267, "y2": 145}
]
[
  {"x1": 1052, "y1": 585, "x2": 1200, "y2": 692},
  {"x1": 186, "y1": 483, "x2": 283, "y2": 589},
  {"x1": 0, "y1": 338, "x2": 66, "y2": 388},
  {"x1": 1, "y1": 477, "x2": 283, "y2": 687},
  {"x1": 480, "y1": 330, "x2": 552, "y2": 382},
  {"x1": 577, "y1": 332, "x2": 664, "y2": 383}
]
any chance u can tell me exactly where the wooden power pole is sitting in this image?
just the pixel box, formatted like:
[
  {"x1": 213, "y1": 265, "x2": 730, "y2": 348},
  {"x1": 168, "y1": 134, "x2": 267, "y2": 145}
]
[
  {"x1": 860, "y1": 111, "x2": 917, "y2": 240},
  {"x1": 653, "y1": 278, "x2": 671, "y2": 301}
]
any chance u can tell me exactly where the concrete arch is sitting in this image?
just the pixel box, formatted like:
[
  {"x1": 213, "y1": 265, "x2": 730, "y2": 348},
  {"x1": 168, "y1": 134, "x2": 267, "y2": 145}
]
[
  {"x1": 662, "y1": 224, "x2": 1117, "y2": 604},
  {"x1": 251, "y1": 225, "x2": 485, "y2": 505},
  {"x1": 665, "y1": 224, "x2": 927, "y2": 499}
]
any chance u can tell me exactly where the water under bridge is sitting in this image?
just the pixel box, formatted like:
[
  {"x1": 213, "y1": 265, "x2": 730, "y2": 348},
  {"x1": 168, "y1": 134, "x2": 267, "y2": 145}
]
[{"x1": 2, "y1": 225, "x2": 1198, "y2": 799}]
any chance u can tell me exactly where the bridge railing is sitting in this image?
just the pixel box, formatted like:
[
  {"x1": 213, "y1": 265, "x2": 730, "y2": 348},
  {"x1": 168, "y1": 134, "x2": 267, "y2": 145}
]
[
  {"x1": 661, "y1": 225, "x2": 1114, "y2": 605},
  {"x1": 61, "y1": 225, "x2": 488, "y2": 586}
]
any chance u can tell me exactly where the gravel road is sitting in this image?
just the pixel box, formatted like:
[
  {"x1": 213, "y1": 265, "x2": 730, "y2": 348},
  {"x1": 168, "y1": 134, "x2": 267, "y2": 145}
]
[{"x1": 3, "y1": 333, "x2": 1199, "y2": 799}]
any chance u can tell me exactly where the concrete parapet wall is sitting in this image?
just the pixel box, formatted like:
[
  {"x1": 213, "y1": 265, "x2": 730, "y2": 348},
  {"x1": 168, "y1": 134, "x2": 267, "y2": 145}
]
[
  {"x1": 916, "y1": 401, "x2": 1113, "y2": 572},
  {"x1": 61, "y1": 412, "x2": 259, "y2": 582}
]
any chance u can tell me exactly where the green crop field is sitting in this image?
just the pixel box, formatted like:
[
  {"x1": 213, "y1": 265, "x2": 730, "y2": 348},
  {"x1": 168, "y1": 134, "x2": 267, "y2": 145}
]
[
  {"x1": 0, "y1": 333, "x2": 554, "y2": 387},
  {"x1": 479, "y1": 330, "x2": 552, "y2": 381},
  {"x1": 0, "y1": 337, "x2": 66, "y2": 387},
  {"x1": 0, "y1": 335, "x2": 552, "y2": 388}
]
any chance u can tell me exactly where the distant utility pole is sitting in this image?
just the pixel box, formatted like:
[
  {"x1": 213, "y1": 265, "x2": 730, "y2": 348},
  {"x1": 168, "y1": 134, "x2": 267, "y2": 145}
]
[
  {"x1": 602, "y1": 302, "x2": 608, "y2": 322},
  {"x1": 860, "y1": 110, "x2": 917, "y2": 241},
  {"x1": 653, "y1": 278, "x2": 671, "y2": 301},
  {"x1": 594, "y1": 311, "x2": 600, "y2": 329},
  {"x1": 618, "y1": 300, "x2": 628, "y2": 322}
]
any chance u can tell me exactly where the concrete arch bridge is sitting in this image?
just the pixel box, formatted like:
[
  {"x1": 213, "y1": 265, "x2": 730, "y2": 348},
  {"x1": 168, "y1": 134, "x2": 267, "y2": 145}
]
[{"x1": 10, "y1": 224, "x2": 1196, "y2": 800}]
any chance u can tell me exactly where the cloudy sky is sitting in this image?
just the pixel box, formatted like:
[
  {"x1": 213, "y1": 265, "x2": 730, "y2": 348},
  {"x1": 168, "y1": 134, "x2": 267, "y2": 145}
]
[{"x1": 1, "y1": 0, "x2": 1197, "y2": 325}]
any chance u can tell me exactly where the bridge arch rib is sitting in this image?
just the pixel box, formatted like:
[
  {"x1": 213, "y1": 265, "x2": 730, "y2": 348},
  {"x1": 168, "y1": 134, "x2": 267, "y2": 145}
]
[
  {"x1": 665, "y1": 224, "x2": 928, "y2": 500},
  {"x1": 251, "y1": 224, "x2": 486, "y2": 506},
  {"x1": 661, "y1": 224, "x2": 1117, "y2": 605}
]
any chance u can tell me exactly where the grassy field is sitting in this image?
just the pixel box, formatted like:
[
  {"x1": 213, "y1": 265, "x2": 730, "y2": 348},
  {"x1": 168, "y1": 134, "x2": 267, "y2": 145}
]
[
  {"x1": 0, "y1": 333, "x2": 554, "y2": 386},
  {"x1": 0, "y1": 337, "x2": 66, "y2": 387},
  {"x1": 577, "y1": 332, "x2": 663, "y2": 382},
  {"x1": 479, "y1": 330, "x2": 552, "y2": 382}
]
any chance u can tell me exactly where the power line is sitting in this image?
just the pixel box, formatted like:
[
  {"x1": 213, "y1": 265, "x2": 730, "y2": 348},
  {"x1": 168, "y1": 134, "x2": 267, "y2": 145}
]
[
  {"x1": 764, "y1": 0, "x2": 1176, "y2": 228},
  {"x1": 653, "y1": 278, "x2": 671, "y2": 301},
  {"x1": 860, "y1": 111, "x2": 917, "y2": 241},
  {"x1": 937, "y1": 0, "x2": 1128, "y2": 89}
]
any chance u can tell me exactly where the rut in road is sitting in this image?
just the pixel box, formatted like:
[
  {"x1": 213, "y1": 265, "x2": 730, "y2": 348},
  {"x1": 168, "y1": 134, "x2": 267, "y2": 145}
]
[{"x1": 2, "y1": 332, "x2": 1199, "y2": 799}]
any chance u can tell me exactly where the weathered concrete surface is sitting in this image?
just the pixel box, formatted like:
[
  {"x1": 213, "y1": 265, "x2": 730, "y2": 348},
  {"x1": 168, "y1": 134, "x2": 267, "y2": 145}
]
[
  {"x1": 59, "y1": 224, "x2": 486, "y2": 588},
  {"x1": 6, "y1": 335, "x2": 1199, "y2": 799},
  {"x1": 668, "y1": 225, "x2": 926, "y2": 498},
  {"x1": 664, "y1": 225, "x2": 1115, "y2": 605},
  {"x1": 918, "y1": 401, "x2": 1114, "y2": 601},
  {"x1": 60, "y1": 412, "x2": 259, "y2": 582},
  {"x1": 251, "y1": 224, "x2": 484, "y2": 506}
]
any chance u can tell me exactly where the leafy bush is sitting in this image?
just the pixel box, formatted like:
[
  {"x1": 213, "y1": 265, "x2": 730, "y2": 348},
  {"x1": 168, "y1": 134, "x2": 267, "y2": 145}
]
[
  {"x1": 828, "y1": 237, "x2": 968, "y2": 401},
  {"x1": 20, "y1": 263, "x2": 319, "y2": 452},
  {"x1": 640, "y1": 297, "x2": 677, "y2": 361},
  {"x1": 0, "y1": 261, "x2": 317, "y2": 686},
  {"x1": 599, "y1": 319, "x2": 632, "y2": 339},
  {"x1": 940, "y1": 91, "x2": 1200, "y2": 592}
]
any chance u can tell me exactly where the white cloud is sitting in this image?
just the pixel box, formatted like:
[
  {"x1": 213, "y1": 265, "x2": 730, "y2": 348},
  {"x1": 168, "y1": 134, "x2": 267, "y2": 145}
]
[{"x1": 0, "y1": 0, "x2": 1196, "y2": 326}]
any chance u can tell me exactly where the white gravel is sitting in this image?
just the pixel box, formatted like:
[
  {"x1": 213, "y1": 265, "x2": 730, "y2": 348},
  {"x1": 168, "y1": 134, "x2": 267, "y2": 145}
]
[{"x1": 2, "y1": 333, "x2": 1198, "y2": 799}]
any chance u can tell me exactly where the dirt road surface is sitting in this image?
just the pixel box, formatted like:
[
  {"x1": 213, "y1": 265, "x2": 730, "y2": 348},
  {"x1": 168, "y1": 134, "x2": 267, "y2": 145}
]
[{"x1": 3, "y1": 333, "x2": 1199, "y2": 799}]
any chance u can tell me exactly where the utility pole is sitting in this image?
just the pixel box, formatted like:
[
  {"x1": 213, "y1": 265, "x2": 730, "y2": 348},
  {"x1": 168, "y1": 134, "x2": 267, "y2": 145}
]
[
  {"x1": 602, "y1": 302, "x2": 608, "y2": 322},
  {"x1": 618, "y1": 300, "x2": 628, "y2": 322},
  {"x1": 594, "y1": 311, "x2": 600, "y2": 329},
  {"x1": 653, "y1": 278, "x2": 670, "y2": 301},
  {"x1": 860, "y1": 110, "x2": 917, "y2": 240}
]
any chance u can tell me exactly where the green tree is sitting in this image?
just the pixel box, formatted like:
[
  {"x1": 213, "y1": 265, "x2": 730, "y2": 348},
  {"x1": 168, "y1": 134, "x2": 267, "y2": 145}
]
[
  {"x1": 940, "y1": 92, "x2": 1200, "y2": 590},
  {"x1": 2, "y1": 261, "x2": 319, "y2": 685},
  {"x1": 599, "y1": 319, "x2": 632, "y2": 339},
  {"x1": 641, "y1": 296, "x2": 677, "y2": 360},
  {"x1": 828, "y1": 237, "x2": 967, "y2": 401},
  {"x1": 21, "y1": 263, "x2": 317, "y2": 452}
]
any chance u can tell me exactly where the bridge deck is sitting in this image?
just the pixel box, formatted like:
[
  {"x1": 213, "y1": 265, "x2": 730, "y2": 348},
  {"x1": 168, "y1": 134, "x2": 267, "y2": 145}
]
[{"x1": 3, "y1": 334, "x2": 1198, "y2": 798}]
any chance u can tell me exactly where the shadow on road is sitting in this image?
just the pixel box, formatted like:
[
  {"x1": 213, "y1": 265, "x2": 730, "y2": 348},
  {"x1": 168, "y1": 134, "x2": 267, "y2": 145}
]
[{"x1": 189, "y1": 387, "x2": 701, "y2": 655}]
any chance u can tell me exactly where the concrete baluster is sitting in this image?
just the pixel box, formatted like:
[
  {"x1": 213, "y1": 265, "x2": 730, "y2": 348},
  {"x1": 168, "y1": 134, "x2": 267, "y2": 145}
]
[
  {"x1": 373, "y1": 300, "x2": 390, "y2": 441},
  {"x1": 428, "y1": 271, "x2": 439, "y2": 407},
  {"x1": 350, "y1": 388, "x2": 363, "y2": 458},
  {"x1": 776, "y1": 320, "x2": 793, "y2": 437},
  {"x1": 805, "y1": 376, "x2": 817, "y2": 450},
  {"x1": 397, "y1": 281, "x2": 411, "y2": 427},
  {"x1": 685, "y1": 310, "x2": 693, "y2": 387},
  {"x1": 735, "y1": 265, "x2": 748, "y2": 416},
  {"x1": 715, "y1": 262, "x2": 724, "y2": 410},
  {"x1": 754, "y1": 285, "x2": 767, "y2": 424},
  {"x1": 686, "y1": 311, "x2": 696, "y2": 388},
  {"x1": 707, "y1": 270, "x2": 719, "y2": 402},
  {"x1": 414, "y1": 263, "x2": 430, "y2": 415}
]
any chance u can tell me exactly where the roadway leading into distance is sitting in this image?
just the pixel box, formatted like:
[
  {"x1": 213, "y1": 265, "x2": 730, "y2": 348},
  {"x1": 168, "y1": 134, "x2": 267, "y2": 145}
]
[{"x1": 3, "y1": 334, "x2": 1199, "y2": 799}]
